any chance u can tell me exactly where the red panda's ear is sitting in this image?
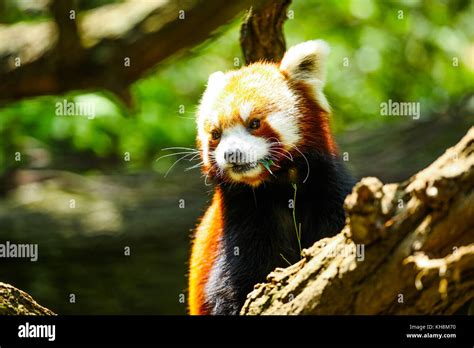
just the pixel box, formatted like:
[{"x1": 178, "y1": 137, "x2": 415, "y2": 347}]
[
  {"x1": 280, "y1": 40, "x2": 331, "y2": 111},
  {"x1": 280, "y1": 40, "x2": 330, "y2": 84},
  {"x1": 206, "y1": 71, "x2": 226, "y2": 91},
  {"x1": 199, "y1": 71, "x2": 227, "y2": 118}
]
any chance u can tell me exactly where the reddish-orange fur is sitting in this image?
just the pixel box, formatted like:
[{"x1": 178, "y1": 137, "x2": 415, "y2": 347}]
[
  {"x1": 291, "y1": 81, "x2": 338, "y2": 156},
  {"x1": 188, "y1": 189, "x2": 223, "y2": 315},
  {"x1": 189, "y1": 54, "x2": 338, "y2": 314}
]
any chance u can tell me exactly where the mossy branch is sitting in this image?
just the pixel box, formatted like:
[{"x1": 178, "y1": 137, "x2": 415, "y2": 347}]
[{"x1": 0, "y1": 282, "x2": 55, "y2": 315}]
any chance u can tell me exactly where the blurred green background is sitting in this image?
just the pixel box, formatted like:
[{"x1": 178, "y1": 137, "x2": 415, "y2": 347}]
[{"x1": 0, "y1": 0, "x2": 472, "y2": 314}]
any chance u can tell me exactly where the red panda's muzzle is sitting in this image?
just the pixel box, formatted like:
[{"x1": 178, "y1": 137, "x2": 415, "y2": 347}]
[{"x1": 204, "y1": 133, "x2": 296, "y2": 187}]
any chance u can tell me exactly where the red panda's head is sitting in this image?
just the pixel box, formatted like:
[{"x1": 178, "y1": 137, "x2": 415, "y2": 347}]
[{"x1": 196, "y1": 40, "x2": 336, "y2": 187}]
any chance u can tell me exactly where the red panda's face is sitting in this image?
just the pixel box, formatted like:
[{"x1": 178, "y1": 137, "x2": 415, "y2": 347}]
[{"x1": 197, "y1": 40, "x2": 332, "y2": 187}]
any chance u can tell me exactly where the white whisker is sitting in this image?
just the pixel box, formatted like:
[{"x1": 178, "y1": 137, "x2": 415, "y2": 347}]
[
  {"x1": 267, "y1": 138, "x2": 294, "y2": 161},
  {"x1": 269, "y1": 149, "x2": 293, "y2": 161},
  {"x1": 156, "y1": 151, "x2": 196, "y2": 162},
  {"x1": 164, "y1": 153, "x2": 195, "y2": 177},
  {"x1": 185, "y1": 161, "x2": 203, "y2": 171},
  {"x1": 161, "y1": 147, "x2": 199, "y2": 152},
  {"x1": 188, "y1": 153, "x2": 200, "y2": 161},
  {"x1": 287, "y1": 144, "x2": 310, "y2": 183}
]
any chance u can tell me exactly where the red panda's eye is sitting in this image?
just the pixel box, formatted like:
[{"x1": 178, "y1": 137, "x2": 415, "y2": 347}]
[
  {"x1": 249, "y1": 119, "x2": 260, "y2": 130},
  {"x1": 211, "y1": 129, "x2": 221, "y2": 140}
]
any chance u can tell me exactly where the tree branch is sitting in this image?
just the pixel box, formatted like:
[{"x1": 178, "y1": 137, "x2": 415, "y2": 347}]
[
  {"x1": 242, "y1": 127, "x2": 474, "y2": 315},
  {"x1": 49, "y1": 0, "x2": 84, "y2": 65},
  {"x1": 0, "y1": 0, "x2": 257, "y2": 104},
  {"x1": 0, "y1": 282, "x2": 55, "y2": 315},
  {"x1": 240, "y1": 0, "x2": 291, "y2": 64}
]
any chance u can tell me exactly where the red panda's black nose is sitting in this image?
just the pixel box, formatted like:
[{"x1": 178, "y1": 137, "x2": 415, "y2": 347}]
[{"x1": 224, "y1": 149, "x2": 244, "y2": 164}]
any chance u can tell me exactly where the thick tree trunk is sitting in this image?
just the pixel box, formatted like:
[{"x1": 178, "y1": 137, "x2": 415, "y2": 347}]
[{"x1": 241, "y1": 128, "x2": 474, "y2": 315}]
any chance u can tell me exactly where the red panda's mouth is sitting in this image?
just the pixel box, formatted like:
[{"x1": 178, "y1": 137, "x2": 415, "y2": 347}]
[{"x1": 230, "y1": 162, "x2": 259, "y2": 173}]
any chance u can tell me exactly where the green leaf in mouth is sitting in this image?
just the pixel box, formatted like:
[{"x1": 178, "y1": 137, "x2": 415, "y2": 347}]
[{"x1": 260, "y1": 158, "x2": 274, "y2": 174}]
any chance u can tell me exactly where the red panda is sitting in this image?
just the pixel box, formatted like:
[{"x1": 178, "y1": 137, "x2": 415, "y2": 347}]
[{"x1": 188, "y1": 40, "x2": 353, "y2": 315}]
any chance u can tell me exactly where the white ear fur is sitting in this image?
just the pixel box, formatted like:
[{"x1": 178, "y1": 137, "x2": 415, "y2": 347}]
[
  {"x1": 197, "y1": 71, "x2": 227, "y2": 166},
  {"x1": 207, "y1": 71, "x2": 226, "y2": 90},
  {"x1": 198, "y1": 71, "x2": 227, "y2": 119},
  {"x1": 280, "y1": 40, "x2": 331, "y2": 111},
  {"x1": 280, "y1": 40, "x2": 330, "y2": 84}
]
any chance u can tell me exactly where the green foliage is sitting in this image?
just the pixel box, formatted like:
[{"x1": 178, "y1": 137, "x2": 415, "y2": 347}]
[{"x1": 1, "y1": 0, "x2": 472, "y2": 175}]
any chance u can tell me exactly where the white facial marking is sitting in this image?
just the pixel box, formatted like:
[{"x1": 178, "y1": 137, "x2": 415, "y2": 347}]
[
  {"x1": 266, "y1": 110, "x2": 300, "y2": 147},
  {"x1": 223, "y1": 94, "x2": 235, "y2": 116},
  {"x1": 239, "y1": 102, "x2": 253, "y2": 121},
  {"x1": 210, "y1": 111, "x2": 219, "y2": 125},
  {"x1": 214, "y1": 125, "x2": 269, "y2": 178}
]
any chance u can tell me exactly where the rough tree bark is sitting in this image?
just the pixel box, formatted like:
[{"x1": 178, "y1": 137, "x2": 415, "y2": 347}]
[
  {"x1": 0, "y1": 282, "x2": 55, "y2": 315},
  {"x1": 240, "y1": 0, "x2": 291, "y2": 64},
  {"x1": 241, "y1": 128, "x2": 474, "y2": 314}
]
